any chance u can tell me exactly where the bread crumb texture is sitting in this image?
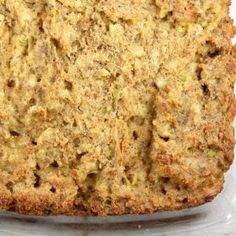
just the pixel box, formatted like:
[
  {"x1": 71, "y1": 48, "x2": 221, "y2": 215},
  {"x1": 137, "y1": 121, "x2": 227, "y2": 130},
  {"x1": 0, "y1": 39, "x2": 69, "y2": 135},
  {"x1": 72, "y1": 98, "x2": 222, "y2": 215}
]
[{"x1": 0, "y1": 0, "x2": 235, "y2": 216}]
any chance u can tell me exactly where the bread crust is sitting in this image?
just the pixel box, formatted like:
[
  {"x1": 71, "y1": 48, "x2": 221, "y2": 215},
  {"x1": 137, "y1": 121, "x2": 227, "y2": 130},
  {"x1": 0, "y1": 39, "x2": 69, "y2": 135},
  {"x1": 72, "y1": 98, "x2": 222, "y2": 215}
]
[{"x1": 0, "y1": 0, "x2": 235, "y2": 216}]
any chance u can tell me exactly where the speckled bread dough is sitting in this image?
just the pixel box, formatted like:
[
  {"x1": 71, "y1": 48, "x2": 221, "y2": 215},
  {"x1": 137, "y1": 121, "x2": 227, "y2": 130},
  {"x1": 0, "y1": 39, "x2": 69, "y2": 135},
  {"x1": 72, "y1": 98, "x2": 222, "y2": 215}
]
[{"x1": 0, "y1": 0, "x2": 235, "y2": 216}]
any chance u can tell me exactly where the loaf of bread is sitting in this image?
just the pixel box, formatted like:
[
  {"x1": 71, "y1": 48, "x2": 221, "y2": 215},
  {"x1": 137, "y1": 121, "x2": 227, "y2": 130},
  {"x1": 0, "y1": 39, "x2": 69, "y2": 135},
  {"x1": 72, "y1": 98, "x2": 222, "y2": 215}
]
[{"x1": 0, "y1": 0, "x2": 235, "y2": 216}]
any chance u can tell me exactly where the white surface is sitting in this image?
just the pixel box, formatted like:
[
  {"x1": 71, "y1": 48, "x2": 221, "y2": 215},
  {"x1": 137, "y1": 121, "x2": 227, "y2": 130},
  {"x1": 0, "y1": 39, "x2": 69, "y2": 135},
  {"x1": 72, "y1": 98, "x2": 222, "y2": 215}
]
[{"x1": 0, "y1": 1, "x2": 235, "y2": 236}]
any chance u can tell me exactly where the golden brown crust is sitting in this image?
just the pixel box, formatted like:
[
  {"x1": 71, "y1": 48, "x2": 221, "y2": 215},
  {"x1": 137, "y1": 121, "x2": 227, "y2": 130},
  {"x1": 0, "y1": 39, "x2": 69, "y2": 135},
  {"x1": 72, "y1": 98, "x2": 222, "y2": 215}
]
[{"x1": 0, "y1": 0, "x2": 235, "y2": 216}]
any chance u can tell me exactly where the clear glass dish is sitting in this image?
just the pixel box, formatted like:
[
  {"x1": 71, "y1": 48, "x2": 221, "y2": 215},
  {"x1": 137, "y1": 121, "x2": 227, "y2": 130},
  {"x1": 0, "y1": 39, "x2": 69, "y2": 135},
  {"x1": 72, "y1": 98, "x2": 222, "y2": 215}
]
[{"x1": 0, "y1": 2, "x2": 235, "y2": 236}]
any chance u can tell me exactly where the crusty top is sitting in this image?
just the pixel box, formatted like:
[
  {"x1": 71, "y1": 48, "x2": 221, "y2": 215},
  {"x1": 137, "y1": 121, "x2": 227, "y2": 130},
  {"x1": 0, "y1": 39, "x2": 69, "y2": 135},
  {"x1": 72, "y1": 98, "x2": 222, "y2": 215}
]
[{"x1": 0, "y1": 0, "x2": 235, "y2": 216}]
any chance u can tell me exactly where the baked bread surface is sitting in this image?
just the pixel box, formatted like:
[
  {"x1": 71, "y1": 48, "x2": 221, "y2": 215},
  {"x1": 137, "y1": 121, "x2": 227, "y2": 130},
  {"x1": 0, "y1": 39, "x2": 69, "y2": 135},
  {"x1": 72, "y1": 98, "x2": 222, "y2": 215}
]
[{"x1": 0, "y1": 0, "x2": 235, "y2": 215}]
